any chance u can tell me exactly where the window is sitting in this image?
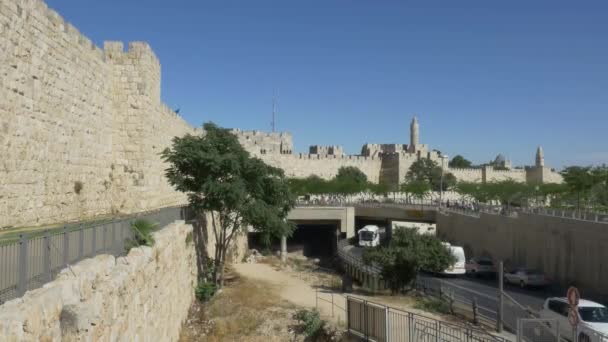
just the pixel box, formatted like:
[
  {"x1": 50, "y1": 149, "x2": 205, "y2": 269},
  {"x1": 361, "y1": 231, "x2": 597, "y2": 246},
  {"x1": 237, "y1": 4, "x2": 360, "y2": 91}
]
[
  {"x1": 548, "y1": 300, "x2": 569, "y2": 317},
  {"x1": 579, "y1": 307, "x2": 608, "y2": 323},
  {"x1": 360, "y1": 231, "x2": 375, "y2": 241}
]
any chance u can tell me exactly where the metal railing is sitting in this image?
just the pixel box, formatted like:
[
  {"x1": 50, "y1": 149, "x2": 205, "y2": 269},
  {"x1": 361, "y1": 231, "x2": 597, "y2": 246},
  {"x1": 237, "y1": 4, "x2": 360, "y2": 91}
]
[
  {"x1": 0, "y1": 205, "x2": 191, "y2": 304},
  {"x1": 416, "y1": 276, "x2": 505, "y2": 331},
  {"x1": 346, "y1": 295, "x2": 508, "y2": 342},
  {"x1": 337, "y1": 238, "x2": 382, "y2": 276},
  {"x1": 519, "y1": 207, "x2": 608, "y2": 224}
]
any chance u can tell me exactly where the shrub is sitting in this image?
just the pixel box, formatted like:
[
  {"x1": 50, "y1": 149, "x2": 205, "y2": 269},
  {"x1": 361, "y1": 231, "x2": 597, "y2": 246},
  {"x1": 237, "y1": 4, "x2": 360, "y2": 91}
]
[
  {"x1": 294, "y1": 308, "x2": 323, "y2": 338},
  {"x1": 414, "y1": 297, "x2": 451, "y2": 315},
  {"x1": 125, "y1": 219, "x2": 158, "y2": 251},
  {"x1": 195, "y1": 281, "x2": 217, "y2": 302}
]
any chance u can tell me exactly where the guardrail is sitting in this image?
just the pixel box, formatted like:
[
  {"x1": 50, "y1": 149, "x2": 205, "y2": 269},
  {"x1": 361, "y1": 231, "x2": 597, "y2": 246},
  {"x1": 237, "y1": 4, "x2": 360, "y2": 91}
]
[{"x1": 0, "y1": 205, "x2": 191, "y2": 304}]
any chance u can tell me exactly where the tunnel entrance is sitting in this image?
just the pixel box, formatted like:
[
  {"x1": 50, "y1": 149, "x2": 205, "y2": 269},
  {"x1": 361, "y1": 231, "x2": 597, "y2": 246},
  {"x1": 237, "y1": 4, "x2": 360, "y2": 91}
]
[{"x1": 288, "y1": 224, "x2": 338, "y2": 258}]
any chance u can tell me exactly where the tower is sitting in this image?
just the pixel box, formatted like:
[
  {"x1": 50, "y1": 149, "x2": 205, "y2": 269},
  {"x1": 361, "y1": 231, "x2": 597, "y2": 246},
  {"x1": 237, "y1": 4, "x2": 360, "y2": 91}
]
[
  {"x1": 535, "y1": 145, "x2": 544, "y2": 167},
  {"x1": 410, "y1": 116, "x2": 419, "y2": 149},
  {"x1": 410, "y1": 116, "x2": 419, "y2": 147}
]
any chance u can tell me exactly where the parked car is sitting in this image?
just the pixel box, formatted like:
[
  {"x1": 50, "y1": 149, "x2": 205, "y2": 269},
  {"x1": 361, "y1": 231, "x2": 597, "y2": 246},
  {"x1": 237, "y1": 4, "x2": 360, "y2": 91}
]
[
  {"x1": 540, "y1": 297, "x2": 608, "y2": 341},
  {"x1": 504, "y1": 268, "x2": 550, "y2": 288},
  {"x1": 465, "y1": 257, "x2": 496, "y2": 277}
]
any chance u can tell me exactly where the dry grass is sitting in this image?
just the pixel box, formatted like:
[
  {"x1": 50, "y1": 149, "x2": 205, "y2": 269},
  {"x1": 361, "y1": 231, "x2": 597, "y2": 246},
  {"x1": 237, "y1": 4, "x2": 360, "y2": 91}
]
[{"x1": 179, "y1": 269, "x2": 298, "y2": 342}]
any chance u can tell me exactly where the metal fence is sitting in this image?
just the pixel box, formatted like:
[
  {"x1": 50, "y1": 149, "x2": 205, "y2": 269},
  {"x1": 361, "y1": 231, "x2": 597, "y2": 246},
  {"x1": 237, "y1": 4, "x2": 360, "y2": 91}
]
[
  {"x1": 416, "y1": 276, "x2": 501, "y2": 331},
  {"x1": 346, "y1": 296, "x2": 508, "y2": 342},
  {"x1": 517, "y1": 319, "x2": 560, "y2": 342},
  {"x1": 519, "y1": 207, "x2": 608, "y2": 224},
  {"x1": 0, "y1": 206, "x2": 190, "y2": 304}
]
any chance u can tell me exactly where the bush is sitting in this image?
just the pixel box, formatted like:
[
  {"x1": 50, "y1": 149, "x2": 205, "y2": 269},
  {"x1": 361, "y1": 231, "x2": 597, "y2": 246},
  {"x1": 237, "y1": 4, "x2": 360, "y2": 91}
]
[
  {"x1": 195, "y1": 281, "x2": 217, "y2": 302},
  {"x1": 125, "y1": 219, "x2": 158, "y2": 251},
  {"x1": 294, "y1": 308, "x2": 323, "y2": 338},
  {"x1": 414, "y1": 297, "x2": 451, "y2": 315}
]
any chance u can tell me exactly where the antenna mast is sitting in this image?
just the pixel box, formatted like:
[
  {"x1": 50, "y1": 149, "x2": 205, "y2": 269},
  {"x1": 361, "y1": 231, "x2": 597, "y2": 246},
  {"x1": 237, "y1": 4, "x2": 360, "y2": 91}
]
[{"x1": 271, "y1": 91, "x2": 276, "y2": 132}]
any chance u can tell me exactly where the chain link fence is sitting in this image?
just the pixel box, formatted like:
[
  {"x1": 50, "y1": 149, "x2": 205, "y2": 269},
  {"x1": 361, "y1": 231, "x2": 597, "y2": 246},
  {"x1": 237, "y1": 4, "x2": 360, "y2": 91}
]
[{"x1": 0, "y1": 206, "x2": 191, "y2": 304}]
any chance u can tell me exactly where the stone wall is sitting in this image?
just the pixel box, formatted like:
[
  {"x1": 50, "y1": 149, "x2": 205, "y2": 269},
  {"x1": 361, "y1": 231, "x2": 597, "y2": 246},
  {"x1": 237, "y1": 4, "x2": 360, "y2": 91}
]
[
  {"x1": 0, "y1": 0, "x2": 194, "y2": 229},
  {"x1": 437, "y1": 211, "x2": 608, "y2": 298},
  {"x1": 0, "y1": 221, "x2": 197, "y2": 341},
  {"x1": 255, "y1": 152, "x2": 383, "y2": 183}
]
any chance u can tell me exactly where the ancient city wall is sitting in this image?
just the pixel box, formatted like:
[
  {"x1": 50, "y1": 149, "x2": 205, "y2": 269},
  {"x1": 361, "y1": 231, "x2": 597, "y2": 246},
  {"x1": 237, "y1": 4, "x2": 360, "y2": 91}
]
[
  {"x1": 0, "y1": 221, "x2": 197, "y2": 341},
  {"x1": 0, "y1": 0, "x2": 194, "y2": 229},
  {"x1": 437, "y1": 211, "x2": 608, "y2": 298},
  {"x1": 259, "y1": 153, "x2": 383, "y2": 183},
  {"x1": 483, "y1": 167, "x2": 527, "y2": 183},
  {"x1": 448, "y1": 168, "x2": 483, "y2": 183}
]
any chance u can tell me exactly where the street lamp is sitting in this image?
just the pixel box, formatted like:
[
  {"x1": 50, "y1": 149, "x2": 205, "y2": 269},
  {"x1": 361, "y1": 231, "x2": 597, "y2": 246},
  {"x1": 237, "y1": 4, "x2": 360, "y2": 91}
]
[{"x1": 440, "y1": 155, "x2": 449, "y2": 207}]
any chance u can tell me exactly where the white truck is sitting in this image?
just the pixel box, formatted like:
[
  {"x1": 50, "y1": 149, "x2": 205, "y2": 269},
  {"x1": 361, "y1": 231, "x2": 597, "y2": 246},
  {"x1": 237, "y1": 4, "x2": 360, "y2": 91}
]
[
  {"x1": 358, "y1": 225, "x2": 381, "y2": 247},
  {"x1": 441, "y1": 242, "x2": 466, "y2": 276}
]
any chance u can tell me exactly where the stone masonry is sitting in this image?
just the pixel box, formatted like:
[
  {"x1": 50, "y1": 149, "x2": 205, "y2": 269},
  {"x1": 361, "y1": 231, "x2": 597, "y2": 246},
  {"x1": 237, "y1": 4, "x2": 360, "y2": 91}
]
[{"x1": 0, "y1": 221, "x2": 197, "y2": 341}]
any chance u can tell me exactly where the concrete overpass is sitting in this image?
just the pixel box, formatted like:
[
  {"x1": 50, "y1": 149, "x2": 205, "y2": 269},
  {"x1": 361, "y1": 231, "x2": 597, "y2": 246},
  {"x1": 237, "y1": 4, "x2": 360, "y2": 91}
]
[{"x1": 280, "y1": 203, "x2": 439, "y2": 258}]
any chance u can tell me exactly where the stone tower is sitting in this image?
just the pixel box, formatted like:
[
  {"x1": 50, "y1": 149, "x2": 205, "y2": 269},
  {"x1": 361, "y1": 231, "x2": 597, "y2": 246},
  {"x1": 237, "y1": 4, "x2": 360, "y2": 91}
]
[
  {"x1": 536, "y1": 145, "x2": 545, "y2": 167},
  {"x1": 410, "y1": 116, "x2": 419, "y2": 150}
]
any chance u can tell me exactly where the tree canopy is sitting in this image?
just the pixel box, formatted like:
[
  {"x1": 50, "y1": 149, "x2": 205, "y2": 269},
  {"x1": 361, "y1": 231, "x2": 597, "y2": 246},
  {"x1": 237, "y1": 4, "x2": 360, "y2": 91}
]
[
  {"x1": 363, "y1": 228, "x2": 455, "y2": 293},
  {"x1": 162, "y1": 122, "x2": 295, "y2": 286},
  {"x1": 449, "y1": 155, "x2": 473, "y2": 169},
  {"x1": 405, "y1": 159, "x2": 456, "y2": 191},
  {"x1": 288, "y1": 166, "x2": 388, "y2": 197}
]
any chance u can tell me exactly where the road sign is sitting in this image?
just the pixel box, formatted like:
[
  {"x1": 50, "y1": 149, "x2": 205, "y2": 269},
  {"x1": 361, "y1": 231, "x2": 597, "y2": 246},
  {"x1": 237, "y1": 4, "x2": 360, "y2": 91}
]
[
  {"x1": 567, "y1": 286, "x2": 580, "y2": 307},
  {"x1": 568, "y1": 308, "x2": 580, "y2": 327}
]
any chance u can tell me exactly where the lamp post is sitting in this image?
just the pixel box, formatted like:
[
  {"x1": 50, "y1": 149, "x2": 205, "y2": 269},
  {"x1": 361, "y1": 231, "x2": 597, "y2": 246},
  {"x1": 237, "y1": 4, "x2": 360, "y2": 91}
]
[{"x1": 440, "y1": 155, "x2": 449, "y2": 207}]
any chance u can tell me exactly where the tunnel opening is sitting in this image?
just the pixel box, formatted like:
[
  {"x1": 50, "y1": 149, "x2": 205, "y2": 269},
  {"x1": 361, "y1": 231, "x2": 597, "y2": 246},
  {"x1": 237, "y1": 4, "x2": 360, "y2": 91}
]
[
  {"x1": 247, "y1": 222, "x2": 339, "y2": 260},
  {"x1": 288, "y1": 224, "x2": 338, "y2": 258}
]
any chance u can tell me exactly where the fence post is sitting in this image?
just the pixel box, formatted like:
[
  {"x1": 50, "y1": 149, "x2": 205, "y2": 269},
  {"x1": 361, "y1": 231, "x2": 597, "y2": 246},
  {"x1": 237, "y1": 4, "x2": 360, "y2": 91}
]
[
  {"x1": 346, "y1": 296, "x2": 350, "y2": 331},
  {"x1": 472, "y1": 297, "x2": 479, "y2": 325},
  {"x1": 385, "y1": 306, "x2": 390, "y2": 342},
  {"x1": 78, "y1": 224, "x2": 84, "y2": 259},
  {"x1": 315, "y1": 288, "x2": 318, "y2": 309},
  {"x1": 92, "y1": 224, "x2": 98, "y2": 256},
  {"x1": 63, "y1": 226, "x2": 69, "y2": 266},
  {"x1": 331, "y1": 293, "x2": 334, "y2": 317},
  {"x1": 435, "y1": 321, "x2": 440, "y2": 342},
  {"x1": 43, "y1": 230, "x2": 51, "y2": 282},
  {"x1": 17, "y1": 234, "x2": 28, "y2": 296},
  {"x1": 102, "y1": 224, "x2": 107, "y2": 252},
  {"x1": 408, "y1": 312, "x2": 414, "y2": 342},
  {"x1": 497, "y1": 260, "x2": 504, "y2": 333},
  {"x1": 111, "y1": 220, "x2": 116, "y2": 253}
]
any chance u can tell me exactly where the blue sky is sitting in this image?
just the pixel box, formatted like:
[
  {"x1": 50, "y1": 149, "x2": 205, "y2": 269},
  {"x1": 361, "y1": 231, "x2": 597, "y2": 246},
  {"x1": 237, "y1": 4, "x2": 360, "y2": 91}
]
[{"x1": 46, "y1": 0, "x2": 608, "y2": 169}]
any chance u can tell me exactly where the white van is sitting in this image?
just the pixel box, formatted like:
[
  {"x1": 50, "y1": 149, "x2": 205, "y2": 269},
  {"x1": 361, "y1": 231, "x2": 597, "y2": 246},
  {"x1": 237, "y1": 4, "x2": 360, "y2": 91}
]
[
  {"x1": 358, "y1": 225, "x2": 381, "y2": 247},
  {"x1": 441, "y1": 243, "x2": 466, "y2": 275}
]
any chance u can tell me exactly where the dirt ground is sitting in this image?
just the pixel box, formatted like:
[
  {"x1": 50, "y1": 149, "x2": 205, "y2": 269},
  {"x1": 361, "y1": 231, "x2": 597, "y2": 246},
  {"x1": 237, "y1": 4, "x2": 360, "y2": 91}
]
[{"x1": 178, "y1": 264, "x2": 348, "y2": 342}]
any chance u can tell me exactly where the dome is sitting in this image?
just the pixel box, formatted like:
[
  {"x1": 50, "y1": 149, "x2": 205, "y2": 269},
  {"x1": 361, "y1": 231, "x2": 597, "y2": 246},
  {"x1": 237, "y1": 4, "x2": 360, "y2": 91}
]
[{"x1": 494, "y1": 154, "x2": 506, "y2": 164}]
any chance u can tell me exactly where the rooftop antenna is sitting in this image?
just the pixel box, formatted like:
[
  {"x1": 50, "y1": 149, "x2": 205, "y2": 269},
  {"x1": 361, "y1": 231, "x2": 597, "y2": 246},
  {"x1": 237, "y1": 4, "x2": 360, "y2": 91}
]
[{"x1": 271, "y1": 90, "x2": 277, "y2": 132}]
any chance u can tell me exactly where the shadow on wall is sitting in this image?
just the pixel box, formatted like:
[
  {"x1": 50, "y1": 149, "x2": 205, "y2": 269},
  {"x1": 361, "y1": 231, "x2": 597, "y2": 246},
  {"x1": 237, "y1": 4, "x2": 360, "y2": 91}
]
[{"x1": 190, "y1": 213, "x2": 210, "y2": 281}]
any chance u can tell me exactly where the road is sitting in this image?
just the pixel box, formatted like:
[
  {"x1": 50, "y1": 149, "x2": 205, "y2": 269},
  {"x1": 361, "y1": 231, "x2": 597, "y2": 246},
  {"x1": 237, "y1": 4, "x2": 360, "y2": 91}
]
[{"x1": 345, "y1": 245, "x2": 550, "y2": 333}]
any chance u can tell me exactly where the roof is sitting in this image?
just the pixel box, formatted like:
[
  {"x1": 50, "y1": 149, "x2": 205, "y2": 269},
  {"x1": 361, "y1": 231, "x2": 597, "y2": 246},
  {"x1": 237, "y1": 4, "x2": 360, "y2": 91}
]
[
  {"x1": 360, "y1": 225, "x2": 379, "y2": 232},
  {"x1": 548, "y1": 297, "x2": 605, "y2": 308}
]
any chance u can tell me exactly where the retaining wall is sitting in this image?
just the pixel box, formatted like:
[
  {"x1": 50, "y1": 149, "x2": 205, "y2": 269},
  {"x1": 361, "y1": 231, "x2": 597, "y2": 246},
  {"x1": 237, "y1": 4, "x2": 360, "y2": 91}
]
[
  {"x1": 0, "y1": 221, "x2": 197, "y2": 341},
  {"x1": 437, "y1": 211, "x2": 608, "y2": 298}
]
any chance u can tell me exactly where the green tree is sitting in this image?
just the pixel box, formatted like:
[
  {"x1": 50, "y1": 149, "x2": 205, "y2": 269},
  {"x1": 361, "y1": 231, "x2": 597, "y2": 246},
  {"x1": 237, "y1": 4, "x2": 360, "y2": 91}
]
[
  {"x1": 560, "y1": 166, "x2": 595, "y2": 211},
  {"x1": 335, "y1": 166, "x2": 368, "y2": 185},
  {"x1": 162, "y1": 122, "x2": 295, "y2": 287},
  {"x1": 363, "y1": 228, "x2": 455, "y2": 293},
  {"x1": 401, "y1": 180, "x2": 431, "y2": 205},
  {"x1": 448, "y1": 155, "x2": 473, "y2": 169},
  {"x1": 405, "y1": 159, "x2": 456, "y2": 191}
]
